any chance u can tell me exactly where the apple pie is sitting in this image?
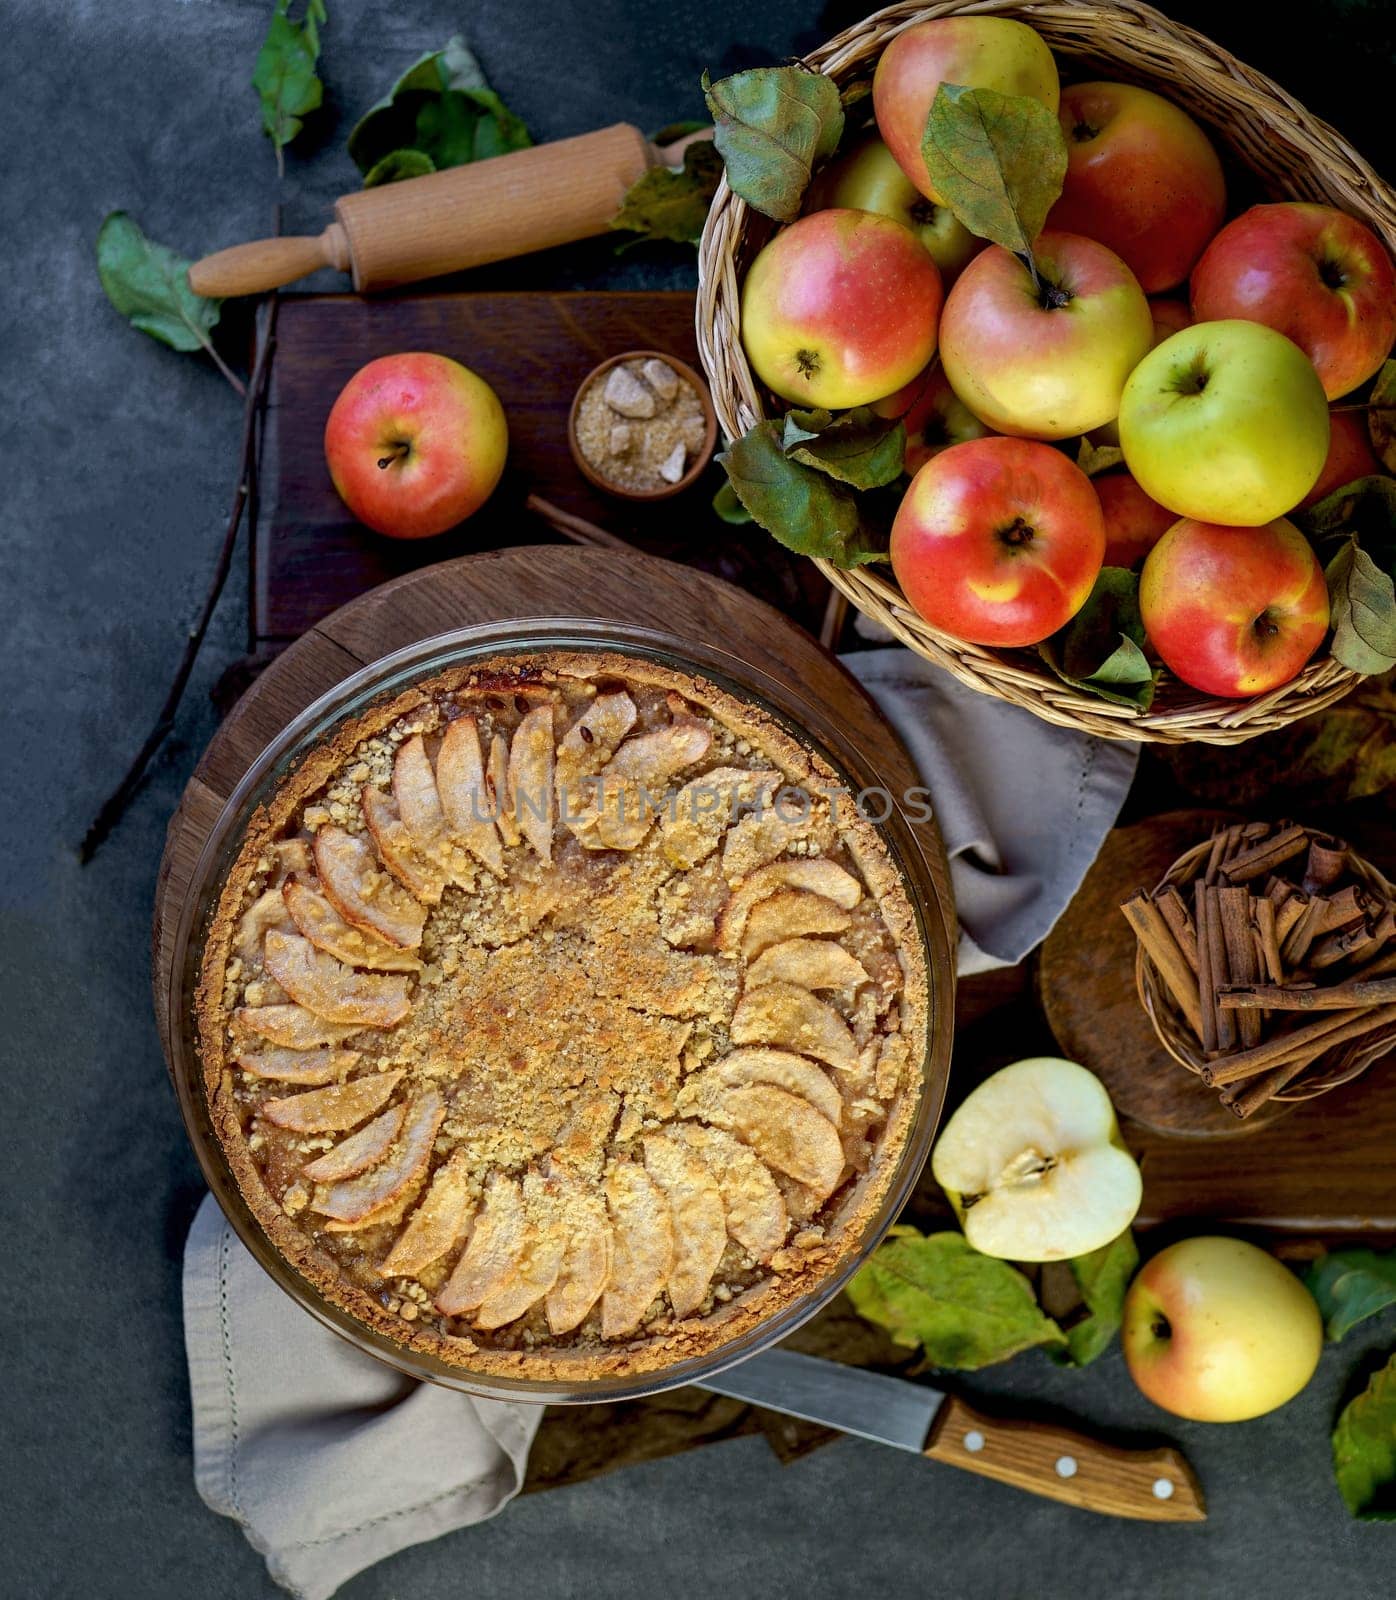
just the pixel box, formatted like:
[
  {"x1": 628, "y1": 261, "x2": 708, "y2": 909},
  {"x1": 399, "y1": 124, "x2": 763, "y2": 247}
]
[{"x1": 198, "y1": 651, "x2": 929, "y2": 1381}]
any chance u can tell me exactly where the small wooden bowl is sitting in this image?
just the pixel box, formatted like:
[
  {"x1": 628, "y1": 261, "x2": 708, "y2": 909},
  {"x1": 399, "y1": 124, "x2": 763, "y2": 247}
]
[
  {"x1": 1136, "y1": 829, "x2": 1396, "y2": 1104},
  {"x1": 568, "y1": 350, "x2": 718, "y2": 502}
]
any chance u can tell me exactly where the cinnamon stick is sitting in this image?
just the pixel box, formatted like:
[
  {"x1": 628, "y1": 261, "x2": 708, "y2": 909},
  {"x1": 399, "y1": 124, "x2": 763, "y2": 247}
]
[
  {"x1": 1253, "y1": 897, "x2": 1284, "y2": 986},
  {"x1": 1308, "y1": 918, "x2": 1377, "y2": 971},
  {"x1": 1219, "y1": 976, "x2": 1396, "y2": 1011},
  {"x1": 1221, "y1": 823, "x2": 1308, "y2": 884},
  {"x1": 1218, "y1": 887, "x2": 1262, "y2": 1048},
  {"x1": 1155, "y1": 884, "x2": 1198, "y2": 971},
  {"x1": 1121, "y1": 892, "x2": 1204, "y2": 1040},
  {"x1": 1203, "y1": 1003, "x2": 1396, "y2": 1086},
  {"x1": 1308, "y1": 883, "x2": 1366, "y2": 936},
  {"x1": 1302, "y1": 835, "x2": 1348, "y2": 896},
  {"x1": 1193, "y1": 882, "x2": 1219, "y2": 1054}
]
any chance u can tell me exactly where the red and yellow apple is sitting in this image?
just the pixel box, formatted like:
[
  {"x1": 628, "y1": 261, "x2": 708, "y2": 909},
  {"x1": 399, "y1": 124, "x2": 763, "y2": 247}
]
[
  {"x1": 323, "y1": 352, "x2": 507, "y2": 539},
  {"x1": 872, "y1": 364, "x2": 991, "y2": 473},
  {"x1": 873, "y1": 15, "x2": 1059, "y2": 200},
  {"x1": 890, "y1": 436, "x2": 1105, "y2": 647},
  {"x1": 1139, "y1": 516, "x2": 1329, "y2": 697},
  {"x1": 805, "y1": 136, "x2": 985, "y2": 286},
  {"x1": 1118, "y1": 320, "x2": 1330, "y2": 524},
  {"x1": 1047, "y1": 82, "x2": 1226, "y2": 293},
  {"x1": 1122, "y1": 1236, "x2": 1323, "y2": 1422},
  {"x1": 1300, "y1": 408, "x2": 1382, "y2": 508},
  {"x1": 940, "y1": 231, "x2": 1152, "y2": 439},
  {"x1": 740, "y1": 209, "x2": 943, "y2": 408},
  {"x1": 1190, "y1": 202, "x2": 1396, "y2": 398},
  {"x1": 1095, "y1": 472, "x2": 1176, "y2": 568}
]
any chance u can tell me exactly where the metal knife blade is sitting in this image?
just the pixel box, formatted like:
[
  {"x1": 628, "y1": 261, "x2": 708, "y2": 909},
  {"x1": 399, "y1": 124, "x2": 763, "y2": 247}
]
[{"x1": 698, "y1": 1348, "x2": 943, "y2": 1452}]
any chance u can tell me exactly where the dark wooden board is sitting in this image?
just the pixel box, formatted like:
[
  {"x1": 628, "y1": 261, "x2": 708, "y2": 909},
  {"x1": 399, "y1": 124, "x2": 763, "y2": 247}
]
[{"x1": 256, "y1": 291, "x2": 829, "y2": 648}]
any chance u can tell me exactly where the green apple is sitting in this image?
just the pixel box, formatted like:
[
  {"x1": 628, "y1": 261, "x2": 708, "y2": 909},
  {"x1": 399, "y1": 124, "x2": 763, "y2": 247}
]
[
  {"x1": 931, "y1": 1057, "x2": 1142, "y2": 1261},
  {"x1": 1118, "y1": 320, "x2": 1330, "y2": 524},
  {"x1": 806, "y1": 136, "x2": 985, "y2": 286},
  {"x1": 1122, "y1": 1237, "x2": 1322, "y2": 1422}
]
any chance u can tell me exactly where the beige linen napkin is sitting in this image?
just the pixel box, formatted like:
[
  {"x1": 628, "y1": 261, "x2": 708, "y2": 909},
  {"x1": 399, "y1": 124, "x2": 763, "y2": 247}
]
[{"x1": 182, "y1": 644, "x2": 1136, "y2": 1596}]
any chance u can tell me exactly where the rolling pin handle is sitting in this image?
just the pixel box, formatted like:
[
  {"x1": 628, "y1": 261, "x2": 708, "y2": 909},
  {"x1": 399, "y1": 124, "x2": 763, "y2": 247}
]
[{"x1": 187, "y1": 223, "x2": 351, "y2": 298}]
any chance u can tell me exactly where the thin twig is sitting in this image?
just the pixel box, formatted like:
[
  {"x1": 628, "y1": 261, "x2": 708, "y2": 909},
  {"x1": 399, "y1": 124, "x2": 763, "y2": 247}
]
[
  {"x1": 79, "y1": 296, "x2": 279, "y2": 862},
  {"x1": 525, "y1": 493, "x2": 633, "y2": 551},
  {"x1": 200, "y1": 331, "x2": 247, "y2": 398}
]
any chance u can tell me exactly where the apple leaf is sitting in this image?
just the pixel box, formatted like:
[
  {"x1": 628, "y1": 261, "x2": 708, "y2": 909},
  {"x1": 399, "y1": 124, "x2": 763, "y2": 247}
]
[
  {"x1": 1040, "y1": 567, "x2": 1158, "y2": 710},
  {"x1": 348, "y1": 35, "x2": 530, "y2": 181},
  {"x1": 252, "y1": 0, "x2": 327, "y2": 172},
  {"x1": 783, "y1": 406, "x2": 907, "y2": 490},
  {"x1": 1051, "y1": 1230, "x2": 1140, "y2": 1368},
  {"x1": 1307, "y1": 1248, "x2": 1396, "y2": 1342},
  {"x1": 1333, "y1": 1353, "x2": 1396, "y2": 1520},
  {"x1": 1368, "y1": 359, "x2": 1396, "y2": 472},
  {"x1": 846, "y1": 1227, "x2": 1066, "y2": 1369},
  {"x1": 363, "y1": 148, "x2": 436, "y2": 188},
  {"x1": 1076, "y1": 436, "x2": 1126, "y2": 477},
  {"x1": 1326, "y1": 536, "x2": 1396, "y2": 676},
  {"x1": 712, "y1": 480, "x2": 753, "y2": 525},
  {"x1": 96, "y1": 212, "x2": 223, "y2": 356},
  {"x1": 610, "y1": 138, "x2": 723, "y2": 249},
  {"x1": 701, "y1": 65, "x2": 844, "y2": 224},
  {"x1": 718, "y1": 419, "x2": 889, "y2": 568},
  {"x1": 921, "y1": 84, "x2": 1067, "y2": 259}
]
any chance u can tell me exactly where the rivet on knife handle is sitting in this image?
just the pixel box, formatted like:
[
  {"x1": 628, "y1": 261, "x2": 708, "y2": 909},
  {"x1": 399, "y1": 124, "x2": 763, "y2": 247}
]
[{"x1": 923, "y1": 1396, "x2": 1206, "y2": 1522}]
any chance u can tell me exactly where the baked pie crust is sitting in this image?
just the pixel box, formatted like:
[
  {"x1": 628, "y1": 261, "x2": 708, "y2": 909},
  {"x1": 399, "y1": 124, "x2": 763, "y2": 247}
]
[{"x1": 198, "y1": 651, "x2": 929, "y2": 1381}]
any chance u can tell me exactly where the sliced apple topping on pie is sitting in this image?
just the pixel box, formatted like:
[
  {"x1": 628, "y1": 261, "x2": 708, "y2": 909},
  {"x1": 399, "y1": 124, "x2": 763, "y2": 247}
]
[
  {"x1": 233, "y1": 1003, "x2": 361, "y2": 1050},
  {"x1": 302, "y1": 1103, "x2": 407, "y2": 1182},
  {"x1": 262, "y1": 1069, "x2": 405, "y2": 1133},
  {"x1": 435, "y1": 715, "x2": 505, "y2": 877},
  {"x1": 746, "y1": 937, "x2": 870, "y2": 993},
  {"x1": 643, "y1": 1132, "x2": 727, "y2": 1318},
  {"x1": 712, "y1": 1083, "x2": 845, "y2": 1201},
  {"x1": 392, "y1": 734, "x2": 447, "y2": 844},
  {"x1": 316, "y1": 1087, "x2": 444, "y2": 1228},
  {"x1": 234, "y1": 1046, "x2": 359, "y2": 1085},
  {"x1": 488, "y1": 732, "x2": 522, "y2": 848},
  {"x1": 380, "y1": 1151, "x2": 475, "y2": 1279},
  {"x1": 262, "y1": 931, "x2": 411, "y2": 1028},
  {"x1": 679, "y1": 1047, "x2": 843, "y2": 1127},
  {"x1": 508, "y1": 706, "x2": 556, "y2": 863},
  {"x1": 362, "y1": 784, "x2": 447, "y2": 905},
  {"x1": 601, "y1": 1162, "x2": 675, "y2": 1338},
  {"x1": 731, "y1": 981, "x2": 859, "y2": 1072},
  {"x1": 677, "y1": 1124, "x2": 788, "y2": 1264},
  {"x1": 436, "y1": 1171, "x2": 528, "y2": 1317},
  {"x1": 660, "y1": 767, "x2": 780, "y2": 870},
  {"x1": 282, "y1": 877, "x2": 422, "y2": 972},
  {"x1": 739, "y1": 891, "x2": 854, "y2": 960},
  {"x1": 313, "y1": 827, "x2": 427, "y2": 948},
  {"x1": 235, "y1": 888, "x2": 295, "y2": 967},
  {"x1": 578, "y1": 718, "x2": 714, "y2": 851},
  {"x1": 545, "y1": 1176, "x2": 613, "y2": 1335},
  {"x1": 474, "y1": 1170, "x2": 570, "y2": 1330},
  {"x1": 715, "y1": 859, "x2": 862, "y2": 954},
  {"x1": 556, "y1": 690, "x2": 637, "y2": 827}
]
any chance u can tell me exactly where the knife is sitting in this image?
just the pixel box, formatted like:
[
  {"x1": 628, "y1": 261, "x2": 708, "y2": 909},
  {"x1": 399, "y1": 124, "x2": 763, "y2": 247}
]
[{"x1": 698, "y1": 1349, "x2": 1205, "y2": 1522}]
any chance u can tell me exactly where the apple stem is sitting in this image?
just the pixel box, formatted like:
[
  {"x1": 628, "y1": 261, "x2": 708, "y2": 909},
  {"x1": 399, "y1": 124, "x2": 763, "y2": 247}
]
[{"x1": 377, "y1": 442, "x2": 411, "y2": 470}]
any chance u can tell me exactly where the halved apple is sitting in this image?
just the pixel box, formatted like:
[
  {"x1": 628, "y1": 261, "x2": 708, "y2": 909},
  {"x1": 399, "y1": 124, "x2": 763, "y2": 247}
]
[{"x1": 931, "y1": 1057, "x2": 1142, "y2": 1262}]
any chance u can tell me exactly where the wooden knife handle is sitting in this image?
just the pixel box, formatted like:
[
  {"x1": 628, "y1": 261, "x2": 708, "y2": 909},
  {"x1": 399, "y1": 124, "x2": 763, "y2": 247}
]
[
  {"x1": 925, "y1": 1396, "x2": 1206, "y2": 1522},
  {"x1": 188, "y1": 225, "x2": 351, "y2": 297}
]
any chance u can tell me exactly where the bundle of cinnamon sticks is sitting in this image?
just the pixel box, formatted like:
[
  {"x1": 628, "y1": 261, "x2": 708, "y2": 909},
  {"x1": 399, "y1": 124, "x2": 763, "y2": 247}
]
[{"x1": 1121, "y1": 821, "x2": 1396, "y2": 1118}]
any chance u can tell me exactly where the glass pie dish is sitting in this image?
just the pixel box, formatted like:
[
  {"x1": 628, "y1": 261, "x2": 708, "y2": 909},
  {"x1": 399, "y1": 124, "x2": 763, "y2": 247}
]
[{"x1": 165, "y1": 618, "x2": 956, "y2": 1403}]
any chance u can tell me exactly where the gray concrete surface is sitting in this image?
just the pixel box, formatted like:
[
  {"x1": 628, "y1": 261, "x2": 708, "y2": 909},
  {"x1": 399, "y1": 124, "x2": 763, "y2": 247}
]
[{"x1": 3, "y1": 1, "x2": 1394, "y2": 1596}]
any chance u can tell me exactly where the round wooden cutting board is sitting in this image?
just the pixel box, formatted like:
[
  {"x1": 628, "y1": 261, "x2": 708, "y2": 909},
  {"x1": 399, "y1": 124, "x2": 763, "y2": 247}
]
[
  {"x1": 1040, "y1": 808, "x2": 1288, "y2": 1138},
  {"x1": 152, "y1": 544, "x2": 957, "y2": 1063}
]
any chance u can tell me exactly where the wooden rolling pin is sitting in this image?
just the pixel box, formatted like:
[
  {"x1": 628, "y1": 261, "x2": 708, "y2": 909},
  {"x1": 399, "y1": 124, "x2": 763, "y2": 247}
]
[{"x1": 188, "y1": 124, "x2": 706, "y2": 297}]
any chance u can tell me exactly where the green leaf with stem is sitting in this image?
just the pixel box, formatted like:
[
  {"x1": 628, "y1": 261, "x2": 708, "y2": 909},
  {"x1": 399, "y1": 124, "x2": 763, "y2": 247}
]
[
  {"x1": 252, "y1": 0, "x2": 327, "y2": 177},
  {"x1": 95, "y1": 212, "x2": 241, "y2": 394},
  {"x1": 610, "y1": 139, "x2": 723, "y2": 248},
  {"x1": 701, "y1": 65, "x2": 843, "y2": 223},
  {"x1": 1049, "y1": 1230, "x2": 1139, "y2": 1367},
  {"x1": 1333, "y1": 1354, "x2": 1396, "y2": 1519},
  {"x1": 1308, "y1": 1247, "x2": 1396, "y2": 1341},
  {"x1": 1040, "y1": 567, "x2": 1157, "y2": 709}
]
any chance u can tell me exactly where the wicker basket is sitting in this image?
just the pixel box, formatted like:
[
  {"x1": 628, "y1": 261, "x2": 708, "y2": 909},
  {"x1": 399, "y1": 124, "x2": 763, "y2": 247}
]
[
  {"x1": 1136, "y1": 829, "x2": 1396, "y2": 1103},
  {"x1": 697, "y1": 0, "x2": 1396, "y2": 745}
]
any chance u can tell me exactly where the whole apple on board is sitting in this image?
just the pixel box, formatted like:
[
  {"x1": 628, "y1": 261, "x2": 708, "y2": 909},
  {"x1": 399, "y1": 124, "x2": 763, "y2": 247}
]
[
  {"x1": 1123, "y1": 1237, "x2": 1322, "y2": 1422},
  {"x1": 871, "y1": 364, "x2": 990, "y2": 473},
  {"x1": 940, "y1": 231, "x2": 1153, "y2": 439},
  {"x1": 1140, "y1": 516, "x2": 1330, "y2": 697},
  {"x1": 1048, "y1": 82, "x2": 1226, "y2": 293},
  {"x1": 931, "y1": 1057, "x2": 1142, "y2": 1261},
  {"x1": 1191, "y1": 202, "x2": 1396, "y2": 398},
  {"x1": 1118, "y1": 319, "x2": 1330, "y2": 525},
  {"x1": 740, "y1": 208, "x2": 943, "y2": 408},
  {"x1": 324, "y1": 352, "x2": 508, "y2": 540},
  {"x1": 806, "y1": 136, "x2": 984, "y2": 285},
  {"x1": 890, "y1": 436, "x2": 1105, "y2": 648},
  {"x1": 873, "y1": 15, "x2": 1060, "y2": 201}
]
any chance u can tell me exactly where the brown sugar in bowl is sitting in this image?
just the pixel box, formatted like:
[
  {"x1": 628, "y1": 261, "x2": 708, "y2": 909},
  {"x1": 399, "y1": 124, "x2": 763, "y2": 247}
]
[{"x1": 568, "y1": 350, "x2": 718, "y2": 501}]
